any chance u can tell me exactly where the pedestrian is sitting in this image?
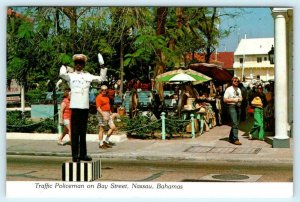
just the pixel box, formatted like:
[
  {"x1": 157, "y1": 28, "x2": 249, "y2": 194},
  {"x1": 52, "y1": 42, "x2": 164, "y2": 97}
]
[
  {"x1": 113, "y1": 79, "x2": 124, "y2": 110},
  {"x1": 223, "y1": 76, "x2": 243, "y2": 145},
  {"x1": 248, "y1": 86, "x2": 256, "y2": 104},
  {"x1": 59, "y1": 53, "x2": 107, "y2": 162},
  {"x1": 133, "y1": 79, "x2": 141, "y2": 90},
  {"x1": 248, "y1": 84, "x2": 267, "y2": 141},
  {"x1": 106, "y1": 83, "x2": 116, "y2": 110},
  {"x1": 58, "y1": 89, "x2": 71, "y2": 146},
  {"x1": 114, "y1": 79, "x2": 122, "y2": 96},
  {"x1": 264, "y1": 83, "x2": 275, "y2": 132},
  {"x1": 238, "y1": 82, "x2": 248, "y2": 122},
  {"x1": 215, "y1": 85, "x2": 223, "y2": 126},
  {"x1": 96, "y1": 85, "x2": 116, "y2": 149}
]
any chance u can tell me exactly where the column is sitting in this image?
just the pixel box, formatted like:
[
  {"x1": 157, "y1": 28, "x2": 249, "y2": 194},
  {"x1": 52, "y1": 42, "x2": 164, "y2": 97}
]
[
  {"x1": 272, "y1": 8, "x2": 290, "y2": 148},
  {"x1": 287, "y1": 9, "x2": 293, "y2": 138}
]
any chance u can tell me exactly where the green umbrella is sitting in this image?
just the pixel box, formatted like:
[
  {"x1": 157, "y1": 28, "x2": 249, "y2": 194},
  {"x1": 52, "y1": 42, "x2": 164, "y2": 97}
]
[{"x1": 156, "y1": 69, "x2": 211, "y2": 84}]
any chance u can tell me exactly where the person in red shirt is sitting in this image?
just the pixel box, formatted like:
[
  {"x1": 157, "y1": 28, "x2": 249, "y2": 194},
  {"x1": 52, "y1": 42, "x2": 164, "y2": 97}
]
[
  {"x1": 58, "y1": 89, "x2": 71, "y2": 145},
  {"x1": 96, "y1": 85, "x2": 116, "y2": 149},
  {"x1": 106, "y1": 85, "x2": 116, "y2": 112},
  {"x1": 133, "y1": 79, "x2": 141, "y2": 90}
]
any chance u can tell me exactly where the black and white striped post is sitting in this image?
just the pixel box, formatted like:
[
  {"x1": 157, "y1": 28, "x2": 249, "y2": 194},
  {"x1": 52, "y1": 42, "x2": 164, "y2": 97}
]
[{"x1": 62, "y1": 160, "x2": 101, "y2": 182}]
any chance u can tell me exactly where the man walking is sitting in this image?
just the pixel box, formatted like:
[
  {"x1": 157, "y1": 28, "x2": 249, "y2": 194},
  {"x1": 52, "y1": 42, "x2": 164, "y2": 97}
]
[
  {"x1": 59, "y1": 54, "x2": 107, "y2": 162},
  {"x1": 96, "y1": 85, "x2": 116, "y2": 149},
  {"x1": 223, "y1": 77, "x2": 243, "y2": 145}
]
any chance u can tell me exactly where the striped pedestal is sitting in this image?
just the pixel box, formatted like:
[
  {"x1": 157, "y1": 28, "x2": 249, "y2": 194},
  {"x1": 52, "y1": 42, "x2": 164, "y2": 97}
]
[{"x1": 62, "y1": 160, "x2": 101, "y2": 181}]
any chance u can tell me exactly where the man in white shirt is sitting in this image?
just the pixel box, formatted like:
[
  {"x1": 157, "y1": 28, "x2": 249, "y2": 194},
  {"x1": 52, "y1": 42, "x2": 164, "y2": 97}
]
[
  {"x1": 223, "y1": 77, "x2": 243, "y2": 145},
  {"x1": 60, "y1": 54, "x2": 107, "y2": 162}
]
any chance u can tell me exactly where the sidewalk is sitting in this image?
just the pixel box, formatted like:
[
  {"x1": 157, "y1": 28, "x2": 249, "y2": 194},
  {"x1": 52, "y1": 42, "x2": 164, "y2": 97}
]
[{"x1": 6, "y1": 122, "x2": 293, "y2": 166}]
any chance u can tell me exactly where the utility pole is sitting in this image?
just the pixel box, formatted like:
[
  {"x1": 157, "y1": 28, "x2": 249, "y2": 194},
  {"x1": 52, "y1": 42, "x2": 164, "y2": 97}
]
[
  {"x1": 241, "y1": 34, "x2": 246, "y2": 81},
  {"x1": 216, "y1": 13, "x2": 220, "y2": 62}
]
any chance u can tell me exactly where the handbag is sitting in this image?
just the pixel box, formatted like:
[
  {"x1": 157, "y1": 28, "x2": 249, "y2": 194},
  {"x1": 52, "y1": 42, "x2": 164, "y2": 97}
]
[
  {"x1": 247, "y1": 105, "x2": 254, "y2": 114},
  {"x1": 117, "y1": 107, "x2": 126, "y2": 116}
]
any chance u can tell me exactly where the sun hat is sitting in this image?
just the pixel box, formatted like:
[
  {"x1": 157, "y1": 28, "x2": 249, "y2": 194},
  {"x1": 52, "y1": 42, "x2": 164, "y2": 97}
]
[
  {"x1": 73, "y1": 54, "x2": 87, "y2": 62},
  {"x1": 251, "y1": 96, "x2": 263, "y2": 108}
]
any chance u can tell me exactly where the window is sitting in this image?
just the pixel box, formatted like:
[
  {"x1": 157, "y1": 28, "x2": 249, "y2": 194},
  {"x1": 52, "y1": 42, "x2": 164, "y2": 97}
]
[
  {"x1": 264, "y1": 57, "x2": 268, "y2": 61},
  {"x1": 239, "y1": 58, "x2": 243, "y2": 63},
  {"x1": 257, "y1": 57, "x2": 262, "y2": 63}
]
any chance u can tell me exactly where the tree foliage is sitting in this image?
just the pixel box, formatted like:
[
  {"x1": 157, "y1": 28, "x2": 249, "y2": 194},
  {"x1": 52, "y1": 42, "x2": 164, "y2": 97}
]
[{"x1": 7, "y1": 7, "x2": 241, "y2": 98}]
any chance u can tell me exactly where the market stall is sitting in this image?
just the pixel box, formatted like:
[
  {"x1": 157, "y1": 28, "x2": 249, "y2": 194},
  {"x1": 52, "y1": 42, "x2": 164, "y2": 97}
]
[
  {"x1": 188, "y1": 63, "x2": 233, "y2": 83},
  {"x1": 155, "y1": 68, "x2": 215, "y2": 134}
]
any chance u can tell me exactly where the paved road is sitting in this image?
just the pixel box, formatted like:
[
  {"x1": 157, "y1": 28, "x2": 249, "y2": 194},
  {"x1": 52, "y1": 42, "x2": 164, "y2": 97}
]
[
  {"x1": 5, "y1": 123, "x2": 294, "y2": 199},
  {"x1": 7, "y1": 155, "x2": 292, "y2": 182}
]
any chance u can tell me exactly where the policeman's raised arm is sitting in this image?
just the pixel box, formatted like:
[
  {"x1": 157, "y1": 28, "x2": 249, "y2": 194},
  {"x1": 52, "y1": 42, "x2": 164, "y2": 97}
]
[
  {"x1": 59, "y1": 65, "x2": 70, "y2": 81},
  {"x1": 88, "y1": 68, "x2": 107, "y2": 82}
]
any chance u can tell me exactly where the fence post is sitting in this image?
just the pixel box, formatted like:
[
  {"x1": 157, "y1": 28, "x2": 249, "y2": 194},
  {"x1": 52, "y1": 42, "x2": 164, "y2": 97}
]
[
  {"x1": 161, "y1": 112, "x2": 166, "y2": 140},
  {"x1": 57, "y1": 108, "x2": 62, "y2": 135},
  {"x1": 191, "y1": 114, "x2": 195, "y2": 138}
]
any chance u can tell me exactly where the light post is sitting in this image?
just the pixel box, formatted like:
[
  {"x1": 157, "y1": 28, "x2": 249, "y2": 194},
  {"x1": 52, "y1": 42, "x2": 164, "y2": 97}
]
[{"x1": 268, "y1": 45, "x2": 275, "y2": 64}]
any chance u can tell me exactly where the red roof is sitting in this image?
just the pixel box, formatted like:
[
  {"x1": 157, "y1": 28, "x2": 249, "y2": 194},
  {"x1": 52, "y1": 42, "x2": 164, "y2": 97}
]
[
  {"x1": 211, "y1": 52, "x2": 234, "y2": 69},
  {"x1": 186, "y1": 52, "x2": 234, "y2": 69}
]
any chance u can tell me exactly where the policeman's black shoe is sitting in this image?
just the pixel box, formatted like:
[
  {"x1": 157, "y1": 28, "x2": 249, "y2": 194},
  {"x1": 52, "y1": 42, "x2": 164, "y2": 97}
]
[
  {"x1": 80, "y1": 155, "x2": 92, "y2": 161},
  {"x1": 72, "y1": 157, "x2": 80, "y2": 162}
]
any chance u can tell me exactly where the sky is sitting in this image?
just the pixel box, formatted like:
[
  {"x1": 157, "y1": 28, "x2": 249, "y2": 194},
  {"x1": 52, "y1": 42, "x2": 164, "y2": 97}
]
[{"x1": 218, "y1": 7, "x2": 274, "y2": 52}]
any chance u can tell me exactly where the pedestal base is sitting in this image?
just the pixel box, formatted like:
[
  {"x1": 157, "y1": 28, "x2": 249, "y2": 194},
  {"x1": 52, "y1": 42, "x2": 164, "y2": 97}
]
[
  {"x1": 272, "y1": 138, "x2": 290, "y2": 148},
  {"x1": 62, "y1": 159, "x2": 101, "y2": 181}
]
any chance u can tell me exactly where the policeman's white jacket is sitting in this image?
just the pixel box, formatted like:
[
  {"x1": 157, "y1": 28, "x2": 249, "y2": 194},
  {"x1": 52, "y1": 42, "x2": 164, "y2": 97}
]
[{"x1": 59, "y1": 65, "x2": 107, "y2": 109}]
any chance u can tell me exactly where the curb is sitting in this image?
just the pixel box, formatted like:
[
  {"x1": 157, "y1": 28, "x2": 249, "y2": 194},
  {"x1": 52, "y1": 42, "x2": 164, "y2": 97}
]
[
  {"x1": 6, "y1": 132, "x2": 128, "y2": 143},
  {"x1": 7, "y1": 150, "x2": 293, "y2": 166}
]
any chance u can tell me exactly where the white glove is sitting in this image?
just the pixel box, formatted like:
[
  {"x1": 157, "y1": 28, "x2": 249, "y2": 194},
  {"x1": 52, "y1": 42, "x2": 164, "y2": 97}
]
[
  {"x1": 98, "y1": 53, "x2": 104, "y2": 66},
  {"x1": 56, "y1": 79, "x2": 63, "y2": 89}
]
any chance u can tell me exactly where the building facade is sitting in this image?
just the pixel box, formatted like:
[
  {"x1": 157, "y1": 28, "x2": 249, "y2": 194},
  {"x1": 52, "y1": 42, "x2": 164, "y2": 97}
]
[{"x1": 233, "y1": 38, "x2": 274, "y2": 82}]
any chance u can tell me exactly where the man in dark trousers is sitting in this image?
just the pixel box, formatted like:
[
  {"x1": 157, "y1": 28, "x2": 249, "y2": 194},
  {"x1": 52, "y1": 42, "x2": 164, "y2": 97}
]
[
  {"x1": 223, "y1": 77, "x2": 243, "y2": 145},
  {"x1": 60, "y1": 54, "x2": 107, "y2": 162}
]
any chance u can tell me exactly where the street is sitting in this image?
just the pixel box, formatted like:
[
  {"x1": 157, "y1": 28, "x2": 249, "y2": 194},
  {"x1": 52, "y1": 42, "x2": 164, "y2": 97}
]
[{"x1": 7, "y1": 155, "x2": 292, "y2": 182}]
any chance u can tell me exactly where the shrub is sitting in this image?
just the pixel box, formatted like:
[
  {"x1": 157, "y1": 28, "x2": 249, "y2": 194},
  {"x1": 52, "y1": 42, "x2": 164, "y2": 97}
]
[
  {"x1": 119, "y1": 114, "x2": 160, "y2": 138},
  {"x1": 6, "y1": 111, "x2": 57, "y2": 133},
  {"x1": 87, "y1": 114, "x2": 99, "y2": 134}
]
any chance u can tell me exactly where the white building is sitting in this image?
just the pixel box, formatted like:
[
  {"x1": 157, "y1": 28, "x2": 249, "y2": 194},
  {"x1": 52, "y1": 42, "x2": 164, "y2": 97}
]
[
  {"x1": 233, "y1": 38, "x2": 274, "y2": 82},
  {"x1": 234, "y1": 7, "x2": 293, "y2": 149}
]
